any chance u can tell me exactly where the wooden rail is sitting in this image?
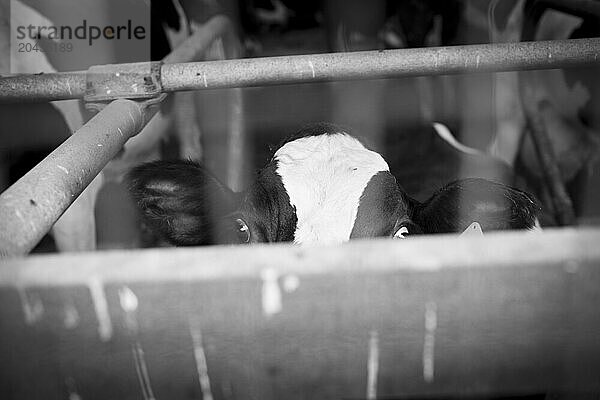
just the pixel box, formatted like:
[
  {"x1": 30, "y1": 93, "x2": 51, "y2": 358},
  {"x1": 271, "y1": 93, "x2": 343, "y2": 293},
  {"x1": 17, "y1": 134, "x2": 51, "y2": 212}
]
[
  {"x1": 1, "y1": 228, "x2": 598, "y2": 285},
  {"x1": 1, "y1": 229, "x2": 599, "y2": 399}
]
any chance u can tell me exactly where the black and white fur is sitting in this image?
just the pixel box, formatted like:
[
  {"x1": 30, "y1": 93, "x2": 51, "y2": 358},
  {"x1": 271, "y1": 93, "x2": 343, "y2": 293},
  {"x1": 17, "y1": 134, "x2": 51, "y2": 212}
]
[{"x1": 127, "y1": 123, "x2": 541, "y2": 246}]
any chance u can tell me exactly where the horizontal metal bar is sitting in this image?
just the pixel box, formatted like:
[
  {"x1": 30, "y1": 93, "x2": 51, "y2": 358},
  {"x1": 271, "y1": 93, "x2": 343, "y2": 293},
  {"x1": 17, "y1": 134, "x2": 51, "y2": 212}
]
[
  {"x1": 0, "y1": 99, "x2": 159, "y2": 258},
  {"x1": 161, "y1": 38, "x2": 600, "y2": 91},
  {"x1": 1, "y1": 38, "x2": 599, "y2": 103},
  {"x1": 0, "y1": 71, "x2": 87, "y2": 102},
  {"x1": 84, "y1": 16, "x2": 234, "y2": 102},
  {"x1": 0, "y1": 228, "x2": 598, "y2": 286}
]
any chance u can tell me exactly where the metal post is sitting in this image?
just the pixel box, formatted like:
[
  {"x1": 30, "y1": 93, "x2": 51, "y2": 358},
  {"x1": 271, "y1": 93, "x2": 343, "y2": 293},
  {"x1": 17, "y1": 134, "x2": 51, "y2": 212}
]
[
  {"x1": 519, "y1": 2, "x2": 581, "y2": 226},
  {"x1": 1, "y1": 38, "x2": 599, "y2": 103},
  {"x1": 0, "y1": 98, "x2": 160, "y2": 258},
  {"x1": 219, "y1": 31, "x2": 246, "y2": 192}
]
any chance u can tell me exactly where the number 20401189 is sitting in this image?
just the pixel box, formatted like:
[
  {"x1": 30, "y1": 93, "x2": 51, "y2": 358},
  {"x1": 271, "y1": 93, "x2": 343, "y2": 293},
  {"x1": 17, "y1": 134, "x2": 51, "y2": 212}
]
[{"x1": 17, "y1": 41, "x2": 73, "y2": 52}]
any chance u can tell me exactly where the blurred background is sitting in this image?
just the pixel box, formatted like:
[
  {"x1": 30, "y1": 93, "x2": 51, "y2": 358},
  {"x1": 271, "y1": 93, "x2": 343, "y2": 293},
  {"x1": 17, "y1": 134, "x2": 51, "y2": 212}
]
[{"x1": 1, "y1": 0, "x2": 599, "y2": 251}]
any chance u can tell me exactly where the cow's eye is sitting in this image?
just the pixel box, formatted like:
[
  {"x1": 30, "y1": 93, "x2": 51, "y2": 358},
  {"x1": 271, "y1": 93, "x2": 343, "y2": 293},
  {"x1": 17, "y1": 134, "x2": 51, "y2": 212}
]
[
  {"x1": 235, "y1": 218, "x2": 250, "y2": 243},
  {"x1": 393, "y1": 226, "x2": 409, "y2": 239}
]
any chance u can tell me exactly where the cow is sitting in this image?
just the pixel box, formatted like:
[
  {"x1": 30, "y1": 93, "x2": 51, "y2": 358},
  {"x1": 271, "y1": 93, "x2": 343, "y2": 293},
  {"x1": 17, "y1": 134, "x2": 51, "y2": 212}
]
[{"x1": 127, "y1": 123, "x2": 541, "y2": 246}]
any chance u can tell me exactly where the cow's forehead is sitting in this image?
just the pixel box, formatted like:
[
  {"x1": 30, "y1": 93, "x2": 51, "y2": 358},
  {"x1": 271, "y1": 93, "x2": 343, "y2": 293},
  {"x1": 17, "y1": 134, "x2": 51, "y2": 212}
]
[{"x1": 273, "y1": 133, "x2": 390, "y2": 244}]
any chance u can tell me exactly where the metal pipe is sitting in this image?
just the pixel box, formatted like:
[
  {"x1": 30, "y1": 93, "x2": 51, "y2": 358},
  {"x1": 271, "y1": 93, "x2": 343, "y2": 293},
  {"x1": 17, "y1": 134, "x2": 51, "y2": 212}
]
[
  {"x1": 0, "y1": 71, "x2": 87, "y2": 102},
  {"x1": 167, "y1": 13, "x2": 246, "y2": 190},
  {"x1": 155, "y1": 38, "x2": 600, "y2": 91},
  {"x1": 0, "y1": 16, "x2": 235, "y2": 257},
  {"x1": 0, "y1": 98, "x2": 160, "y2": 258},
  {"x1": 1, "y1": 38, "x2": 599, "y2": 103},
  {"x1": 219, "y1": 27, "x2": 246, "y2": 192}
]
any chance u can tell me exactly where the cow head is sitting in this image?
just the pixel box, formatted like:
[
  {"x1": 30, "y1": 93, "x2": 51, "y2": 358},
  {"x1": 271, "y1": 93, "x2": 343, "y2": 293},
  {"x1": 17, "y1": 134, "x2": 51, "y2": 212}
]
[{"x1": 127, "y1": 123, "x2": 540, "y2": 246}]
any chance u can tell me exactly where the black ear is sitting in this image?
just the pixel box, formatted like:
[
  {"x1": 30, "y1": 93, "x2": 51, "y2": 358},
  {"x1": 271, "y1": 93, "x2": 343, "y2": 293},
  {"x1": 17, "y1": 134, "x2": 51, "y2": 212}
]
[
  {"x1": 126, "y1": 160, "x2": 237, "y2": 246},
  {"x1": 412, "y1": 178, "x2": 541, "y2": 234}
]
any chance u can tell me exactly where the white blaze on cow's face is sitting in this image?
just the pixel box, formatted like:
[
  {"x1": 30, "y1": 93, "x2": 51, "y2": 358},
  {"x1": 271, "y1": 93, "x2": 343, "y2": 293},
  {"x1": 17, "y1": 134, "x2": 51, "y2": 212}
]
[{"x1": 274, "y1": 133, "x2": 390, "y2": 245}]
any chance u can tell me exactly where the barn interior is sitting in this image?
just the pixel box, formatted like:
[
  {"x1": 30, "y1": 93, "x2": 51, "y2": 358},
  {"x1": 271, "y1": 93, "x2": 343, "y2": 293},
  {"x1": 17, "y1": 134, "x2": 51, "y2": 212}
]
[{"x1": 1, "y1": 0, "x2": 600, "y2": 399}]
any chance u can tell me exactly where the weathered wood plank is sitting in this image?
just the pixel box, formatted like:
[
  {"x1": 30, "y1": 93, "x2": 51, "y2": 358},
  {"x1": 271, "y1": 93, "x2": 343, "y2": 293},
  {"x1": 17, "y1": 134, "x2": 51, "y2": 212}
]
[
  {"x1": 0, "y1": 228, "x2": 599, "y2": 285},
  {"x1": 0, "y1": 229, "x2": 599, "y2": 399}
]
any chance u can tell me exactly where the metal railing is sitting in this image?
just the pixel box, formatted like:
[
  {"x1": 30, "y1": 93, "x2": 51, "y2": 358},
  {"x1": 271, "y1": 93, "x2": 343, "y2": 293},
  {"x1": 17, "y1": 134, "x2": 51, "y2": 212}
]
[
  {"x1": 1, "y1": 37, "x2": 599, "y2": 103},
  {"x1": 0, "y1": 15, "x2": 238, "y2": 257}
]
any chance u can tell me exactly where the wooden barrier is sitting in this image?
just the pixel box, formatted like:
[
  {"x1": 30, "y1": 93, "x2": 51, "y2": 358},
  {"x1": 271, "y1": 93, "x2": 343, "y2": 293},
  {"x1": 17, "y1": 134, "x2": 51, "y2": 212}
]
[{"x1": 1, "y1": 229, "x2": 599, "y2": 399}]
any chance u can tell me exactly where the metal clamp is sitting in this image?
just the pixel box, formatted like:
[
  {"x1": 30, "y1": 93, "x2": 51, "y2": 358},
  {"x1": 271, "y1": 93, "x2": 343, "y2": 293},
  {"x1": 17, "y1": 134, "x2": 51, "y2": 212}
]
[{"x1": 84, "y1": 61, "x2": 163, "y2": 104}]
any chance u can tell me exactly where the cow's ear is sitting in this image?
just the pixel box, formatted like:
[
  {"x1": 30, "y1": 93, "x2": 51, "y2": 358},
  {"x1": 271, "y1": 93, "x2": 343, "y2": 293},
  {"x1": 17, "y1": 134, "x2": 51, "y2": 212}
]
[
  {"x1": 412, "y1": 178, "x2": 541, "y2": 234},
  {"x1": 127, "y1": 160, "x2": 237, "y2": 246}
]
